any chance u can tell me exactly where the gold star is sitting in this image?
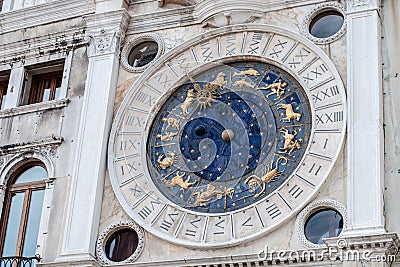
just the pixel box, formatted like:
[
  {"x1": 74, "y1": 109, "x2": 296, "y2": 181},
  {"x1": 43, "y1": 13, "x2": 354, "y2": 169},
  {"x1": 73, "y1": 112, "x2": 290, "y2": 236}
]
[{"x1": 217, "y1": 167, "x2": 222, "y2": 171}]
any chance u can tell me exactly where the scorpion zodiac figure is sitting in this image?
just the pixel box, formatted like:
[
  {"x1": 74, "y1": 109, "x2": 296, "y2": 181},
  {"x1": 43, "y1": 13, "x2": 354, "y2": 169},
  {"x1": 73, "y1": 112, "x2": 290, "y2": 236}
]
[{"x1": 244, "y1": 157, "x2": 288, "y2": 198}]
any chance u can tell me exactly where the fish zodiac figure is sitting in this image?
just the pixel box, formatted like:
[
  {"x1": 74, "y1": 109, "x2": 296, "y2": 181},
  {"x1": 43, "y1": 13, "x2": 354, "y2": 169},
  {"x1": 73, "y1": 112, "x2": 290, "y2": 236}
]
[
  {"x1": 234, "y1": 78, "x2": 255, "y2": 88},
  {"x1": 233, "y1": 68, "x2": 260, "y2": 77},
  {"x1": 165, "y1": 171, "x2": 196, "y2": 189},
  {"x1": 278, "y1": 103, "x2": 302, "y2": 122},
  {"x1": 244, "y1": 157, "x2": 287, "y2": 198}
]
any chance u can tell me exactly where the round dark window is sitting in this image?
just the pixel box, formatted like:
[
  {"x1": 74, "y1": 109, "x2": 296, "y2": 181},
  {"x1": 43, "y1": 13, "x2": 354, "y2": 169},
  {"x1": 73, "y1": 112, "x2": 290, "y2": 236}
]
[
  {"x1": 104, "y1": 229, "x2": 139, "y2": 262},
  {"x1": 309, "y1": 10, "x2": 344, "y2": 39},
  {"x1": 128, "y1": 41, "x2": 159, "y2": 68},
  {"x1": 304, "y1": 209, "x2": 343, "y2": 244}
]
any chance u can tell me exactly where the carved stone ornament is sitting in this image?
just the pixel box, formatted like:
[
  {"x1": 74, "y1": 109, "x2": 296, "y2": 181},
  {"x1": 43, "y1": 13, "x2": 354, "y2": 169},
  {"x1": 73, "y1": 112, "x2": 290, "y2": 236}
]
[
  {"x1": 121, "y1": 33, "x2": 165, "y2": 73},
  {"x1": 87, "y1": 28, "x2": 122, "y2": 56},
  {"x1": 302, "y1": 2, "x2": 347, "y2": 45},
  {"x1": 96, "y1": 221, "x2": 145, "y2": 265},
  {"x1": 201, "y1": 11, "x2": 264, "y2": 29},
  {"x1": 295, "y1": 199, "x2": 348, "y2": 248},
  {"x1": 158, "y1": 0, "x2": 193, "y2": 7},
  {"x1": 348, "y1": 0, "x2": 374, "y2": 10}
]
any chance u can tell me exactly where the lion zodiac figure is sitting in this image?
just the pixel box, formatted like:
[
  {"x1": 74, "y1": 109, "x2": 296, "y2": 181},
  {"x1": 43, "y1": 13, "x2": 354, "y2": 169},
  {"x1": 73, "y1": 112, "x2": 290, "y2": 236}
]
[{"x1": 165, "y1": 171, "x2": 196, "y2": 189}]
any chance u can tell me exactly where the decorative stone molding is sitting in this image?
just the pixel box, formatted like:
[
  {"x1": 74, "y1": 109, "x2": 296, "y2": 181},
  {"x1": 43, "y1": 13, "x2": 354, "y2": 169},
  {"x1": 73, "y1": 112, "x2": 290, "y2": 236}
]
[
  {"x1": 84, "y1": 10, "x2": 130, "y2": 57},
  {"x1": 302, "y1": 2, "x2": 347, "y2": 44},
  {"x1": 121, "y1": 33, "x2": 165, "y2": 72},
  {"x1": 295, "y1": 199, "x2": 348, "y2": 248},
  {"x1": 96, "y1": 221, "x2": 145, "y2": 265},
  {"x1": 158, "y1": 0, "x2": 193, "y2": 7},
  {"x1": 201, "y1": 11, "x2": 263, "y2": 29},
  {"x1": 0, "y1": 28, "x2": 86, "y2": 67},
  {"x1": 347, "y1": 0, "x2": 379, "y2": 13},
  {"x1": 0, "y1": 137, "x2": 63, "y2": 156},
  {"x1": 0, "y1": 98, "x2": 69, "y2": 119}
]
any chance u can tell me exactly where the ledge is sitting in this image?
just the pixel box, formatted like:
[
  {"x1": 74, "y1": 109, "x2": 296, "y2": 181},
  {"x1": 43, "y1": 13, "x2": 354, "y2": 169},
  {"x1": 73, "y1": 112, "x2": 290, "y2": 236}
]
[
  {"x1": 0, "y1": 136, "x2": 63, "y2": 155},
  {"x1": 0, "y1": 98, "x2": 69, "y2": 119}
]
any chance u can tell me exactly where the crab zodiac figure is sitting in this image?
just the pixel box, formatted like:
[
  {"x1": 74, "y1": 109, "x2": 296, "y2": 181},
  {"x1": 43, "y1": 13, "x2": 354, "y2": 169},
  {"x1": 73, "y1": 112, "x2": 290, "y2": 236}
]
[{"x1": 244, "y1": 157, "x2": 287, "y2": 198}]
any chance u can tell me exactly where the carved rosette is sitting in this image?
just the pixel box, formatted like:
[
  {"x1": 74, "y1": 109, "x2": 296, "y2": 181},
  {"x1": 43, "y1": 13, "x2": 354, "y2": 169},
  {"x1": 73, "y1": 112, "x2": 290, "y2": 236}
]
[
  {"x1": 295, "y1": 199, "x2": 348, "y2": 248},
  {"x1": 96, "y1": 220, "x2": 145, "y2": 265}
]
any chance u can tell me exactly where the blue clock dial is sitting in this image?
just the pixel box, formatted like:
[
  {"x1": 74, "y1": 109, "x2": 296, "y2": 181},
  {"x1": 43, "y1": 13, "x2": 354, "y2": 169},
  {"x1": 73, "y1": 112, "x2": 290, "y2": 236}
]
[{"x1": 147, "y1": 61, "x2": 312, "y2": 213}]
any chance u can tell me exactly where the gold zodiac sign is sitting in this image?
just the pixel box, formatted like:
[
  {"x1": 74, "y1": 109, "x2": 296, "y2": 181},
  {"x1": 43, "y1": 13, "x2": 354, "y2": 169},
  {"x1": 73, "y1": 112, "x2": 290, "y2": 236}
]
[
  {"x1": 244, "y1": 157, "x2": 288, "y2": 198},
  {"x1": 193, "y1": 184, "x2": 224, "y2": 207},
  {"x1": 207, "y1": 72, "x2": 227, "y2": 91},
  {"x1": 277, "y1": 103, "x2": 302, "y2": 122},
  {"x1": 162, "y1": 117, "x2": 180, "y2": 130},
  {"x1": 233, "y1": 68, "x2": 260, "y2": 77},
  {"x1": 234, "y1": 78, "x2": 255, "y2": 88},
  {"x1": 165, "y1": 171, "x2": 196, "y2": 189},
  {"x1": 156, "y1": 131, "x2": 178, "y2": 142},
  {"x1": 180, "y1": 89, "x2": 196, "y2": 115},
  {"x1": 279, "y1": 128, "x2": 302, "y2": 155},
  {"x1": 223, "y1": 187, "x2": 235, "y2": 209},
  {"x1": 257, "y1": 81, "x2": 288, "y2": 100},
  {"x1": 157, "y1": 152, "x2": 177, "y2": 170}
]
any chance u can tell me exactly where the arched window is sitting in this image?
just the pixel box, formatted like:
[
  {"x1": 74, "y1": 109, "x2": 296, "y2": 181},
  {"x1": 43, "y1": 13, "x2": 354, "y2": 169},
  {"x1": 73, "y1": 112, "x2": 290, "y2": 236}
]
[{"x1": 0, "y1": 163, "x2": 47, "y2": 258}]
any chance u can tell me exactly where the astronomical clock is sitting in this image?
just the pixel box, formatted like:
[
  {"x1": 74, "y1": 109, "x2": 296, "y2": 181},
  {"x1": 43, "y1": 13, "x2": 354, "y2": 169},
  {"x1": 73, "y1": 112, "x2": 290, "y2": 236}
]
[{"x1": 108, "y1": 25, "x2": 346, "y2": 247}]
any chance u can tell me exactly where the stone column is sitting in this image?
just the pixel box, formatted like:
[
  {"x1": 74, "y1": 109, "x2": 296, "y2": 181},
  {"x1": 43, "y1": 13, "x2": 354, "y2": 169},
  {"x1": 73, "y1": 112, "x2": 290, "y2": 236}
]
[
  {"x1": 345, "y1": 0, "x2": 385, "y2": 236},
  {"x1": 57, "y1": 10, "x2": 129, "y2": 263}
]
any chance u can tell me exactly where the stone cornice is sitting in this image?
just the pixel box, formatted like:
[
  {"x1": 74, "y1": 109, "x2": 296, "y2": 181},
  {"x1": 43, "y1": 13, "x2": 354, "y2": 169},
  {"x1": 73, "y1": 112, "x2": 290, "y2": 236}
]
[
  {"x1": 0, "y1": 99, "x2": 69, "y2": 119},
  {"x1": 0, "y1": 136, "x2": 64, "y2": 155},
  {"x1": 0, "y1": 0, "x2": 95, "y2": 34},
  {"x1": 127, "y1": 0, "x2": 328, "y2": 34},
  {"x1": 346, "y1": 0, "x2": 380, "y2": 14},
  {"x1": 0, "y1": 26, "x2": 87, "y2": 66}
]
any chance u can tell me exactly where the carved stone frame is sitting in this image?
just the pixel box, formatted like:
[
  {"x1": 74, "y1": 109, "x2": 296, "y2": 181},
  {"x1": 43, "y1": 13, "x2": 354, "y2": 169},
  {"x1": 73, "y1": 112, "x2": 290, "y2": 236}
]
[
  {"x1": 96, "y1": 220, "x2": 145, "y2": 265},
  {"x1": 295, "y1": 199, "x2": 348, "y2": 248},
  {"x1": 302, "y1": 2, "x2": 347, "y2": 45},
  {"x1": 121, "y1": 33, "x2": 165, "y2": 72}
]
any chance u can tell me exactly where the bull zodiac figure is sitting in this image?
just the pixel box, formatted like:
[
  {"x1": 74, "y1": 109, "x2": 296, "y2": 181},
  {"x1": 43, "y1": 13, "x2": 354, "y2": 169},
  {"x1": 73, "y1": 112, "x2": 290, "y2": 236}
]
[
  {"x1": 277, "y1": 103, "x2": 302, "y2": 122},
  {"x1": 165, "y1": 171, "x2": 196, "y2": 189},
  {"x1": 244, "y1": 157, "x2": 287, "y2": 198},
  {"x1": 279, "y1": 128, "x2": 302, "y2": 155}
]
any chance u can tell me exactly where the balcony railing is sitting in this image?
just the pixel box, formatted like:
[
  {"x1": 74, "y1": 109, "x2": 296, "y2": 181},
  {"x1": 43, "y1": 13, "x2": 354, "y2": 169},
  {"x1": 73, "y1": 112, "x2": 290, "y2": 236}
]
[{"x1": 0, "y1": 257, "x2": 40, "y2": 267}]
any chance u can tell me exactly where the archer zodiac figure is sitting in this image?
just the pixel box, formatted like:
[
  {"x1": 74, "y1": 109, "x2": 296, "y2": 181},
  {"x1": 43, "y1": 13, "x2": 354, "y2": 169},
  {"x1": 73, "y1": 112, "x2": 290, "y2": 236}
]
[
  {"x1": 193, "y1": 184, "x2": 224, "y2": 207},
  {"x1": 257, "y1": 81, "x2": 288, "y2": 100},
  {"x1": 244, "y1": 157, "x2": 287, "y2": 198},
  {"x1": 165, "y1": 171, "x2": 196, "y2": 189},
  {"x1": 277, "y1": 103, "x2": 302, "y2": 122}
]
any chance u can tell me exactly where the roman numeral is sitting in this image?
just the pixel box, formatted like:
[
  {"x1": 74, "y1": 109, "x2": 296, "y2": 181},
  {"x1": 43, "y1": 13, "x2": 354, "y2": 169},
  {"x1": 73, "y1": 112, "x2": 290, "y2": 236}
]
[
  {"x1": 176, "y1": 54, "x2": 190, "y2": 72},
  {"x1": 135, "y1": 91, "x2": 155, "y2": 106},
  {"x1": 184, "y1": 216, "x2": 201, "y2": 237},
  {"x1": 120, "y1": 161, "x2": 140, "y2": 176},
  {"x1": 137, "y1": 199, "x2": 161, "y2": 220},
  {"x1": 154, "y1": 73, "x2": 172, "y2": 87},
  {"x1": 303, "y1": 64, "x2": 328, "y2": 84},
  {"x1": 269, "y1": 39, "x2": 287, "y2": 58},
  {"x1": 125, "y1": 115, "x2": 145, "y2": 127},
  {"x1": 248, "y1": 32, "x2": 263, "y2": 54},
  {"x1": 312, "y1": 85, "x2": 340, "y2": 103},
  {"x1": 241, "y1": 217, "x2": 253, "y2": 227},
  {"x1": 309, "y1": 163, "x2": 322, "y2": 176},
  {"x1": 201, "y1": 42, "x2": 213, "y2": 61},
  {"x1": 266, "y1": 203, "x2": 281, "y2": 219},
  {"x1": 213, "y1": 218, "x2": 225, "y2": 235},
  {"x1": 160, "y1": 212, "x2": 179, "y2": 232},
  {"x1": 226, "y1": 34, "x2": 236, "y2": 55},
  {"x1": 316, "y1": 111, "x2": 344, "y2": 125},
  {"x1": 288, "y1": 48, "x2": 311, "y2": 68},
  {"x1": 120, "y1": 139, "x2": 139, "y2": 151},
  {"x1": 288, "y1": 184, "x2": 303, "y2": 199},
  {"x1": 130, "y1": 184, "x2": 142, "y2": 196}
]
